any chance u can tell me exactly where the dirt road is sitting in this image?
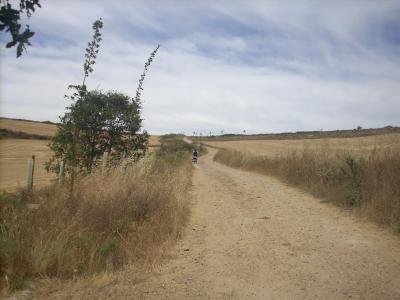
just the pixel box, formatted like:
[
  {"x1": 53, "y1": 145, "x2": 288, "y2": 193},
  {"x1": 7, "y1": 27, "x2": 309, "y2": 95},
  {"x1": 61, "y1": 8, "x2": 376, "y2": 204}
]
[{"x1": 32, "y1": 148, "x2": 400, "y2": 299}]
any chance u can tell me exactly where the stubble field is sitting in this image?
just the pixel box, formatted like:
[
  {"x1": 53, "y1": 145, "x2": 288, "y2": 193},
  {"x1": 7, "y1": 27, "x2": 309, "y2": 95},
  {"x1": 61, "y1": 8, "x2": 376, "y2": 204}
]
[
  {"x1": 0, "y1": 118, "x2": 159, "y2": 190},
  {"x1": 206, "y1": 133, "x2": 400, "y2": 157},
  {"x1": 0, "y1": 139, "x2": 56, "y2": 191},
  {"x1": 0, "y1": 118, "x2": 58, "y2": 137}
]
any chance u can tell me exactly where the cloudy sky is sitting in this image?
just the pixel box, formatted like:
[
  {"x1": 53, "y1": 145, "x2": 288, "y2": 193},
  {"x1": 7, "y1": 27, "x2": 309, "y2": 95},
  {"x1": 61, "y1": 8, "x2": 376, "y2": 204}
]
[{"x1": 1, "y1": 0, "x2": 399, "y2": 134}]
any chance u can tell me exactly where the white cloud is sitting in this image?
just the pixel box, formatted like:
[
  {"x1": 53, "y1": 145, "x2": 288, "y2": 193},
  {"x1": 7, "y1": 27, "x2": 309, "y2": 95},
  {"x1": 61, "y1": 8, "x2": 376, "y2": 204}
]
[{"x1": 1, "y1": 0, "x2": 399, "y2": 134}]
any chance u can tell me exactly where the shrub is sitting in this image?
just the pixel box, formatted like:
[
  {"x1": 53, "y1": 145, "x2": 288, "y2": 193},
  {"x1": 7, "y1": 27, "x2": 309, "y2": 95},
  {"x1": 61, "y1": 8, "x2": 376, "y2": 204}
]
[{"x1": 159, "y1": 136, "x2": 195, "y2": 155}]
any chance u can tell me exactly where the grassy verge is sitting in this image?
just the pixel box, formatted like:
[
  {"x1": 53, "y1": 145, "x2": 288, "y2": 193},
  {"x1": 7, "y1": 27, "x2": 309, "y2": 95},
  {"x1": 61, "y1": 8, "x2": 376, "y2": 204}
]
[
  {"x1": 214, "y1": 148, "x2": 400, "y2": 231},
  {"x1": 0, "y1": 140, "x2": 193, "y2": 291}
]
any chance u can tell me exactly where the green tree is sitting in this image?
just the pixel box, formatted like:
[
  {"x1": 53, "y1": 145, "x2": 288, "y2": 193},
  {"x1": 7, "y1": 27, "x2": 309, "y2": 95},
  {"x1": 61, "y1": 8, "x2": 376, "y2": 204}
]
[
  {"x1": 47, "y1": 18, "x2": 104, "y2": 184},
  {"x1": 47, "y1": 90, "x2": 149, "y2": 174},
  {"x1": 0, "y1": 0, "x2": 41, "y2": 57},
  {"x1": 100, "y1": 91, "x2": 148, "y2": 160},
  {"x1": 47, "y1": 18, "x2": 159, "y2": 180}
]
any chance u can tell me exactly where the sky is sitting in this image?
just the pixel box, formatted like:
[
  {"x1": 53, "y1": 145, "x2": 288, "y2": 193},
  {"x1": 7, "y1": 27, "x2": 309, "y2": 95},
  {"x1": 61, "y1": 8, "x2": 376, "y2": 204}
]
[{"x1": 1, "y1": 0, "x2": 400, "y2": 135}]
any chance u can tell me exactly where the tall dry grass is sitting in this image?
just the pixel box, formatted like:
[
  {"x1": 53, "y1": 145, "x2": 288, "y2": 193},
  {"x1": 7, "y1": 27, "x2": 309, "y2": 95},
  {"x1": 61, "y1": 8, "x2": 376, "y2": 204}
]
[
  {"x1": 0, "y1": 151, "x2": 192, "y2": 291},
  {"x1": 214, "y1": 147, "x2": 400, "y2": 231}
]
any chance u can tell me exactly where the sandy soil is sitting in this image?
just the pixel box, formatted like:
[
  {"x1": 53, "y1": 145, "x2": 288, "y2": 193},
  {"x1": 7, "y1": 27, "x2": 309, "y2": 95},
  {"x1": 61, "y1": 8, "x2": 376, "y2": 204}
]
[{"x1": 20, "y1": 148, "x2": 400, "y2": 299}]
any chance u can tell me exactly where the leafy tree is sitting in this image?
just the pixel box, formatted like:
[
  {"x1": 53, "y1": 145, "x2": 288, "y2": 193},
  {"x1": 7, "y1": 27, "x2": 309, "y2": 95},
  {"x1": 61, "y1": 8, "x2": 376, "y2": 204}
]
[
  {"x1": 47, "y1": 18, "x2": 104, "y2": 183},
  {"x1": 47, "y1": 90, "x2": 149, "y2": 174},
  {"x1": 0, "y1": 0, "x2": 41, "y2": 57},
  {"x1": 100, "y1": 91, "x2": 148, "y2": 160},
  {"x1": 47, "y1": 18, "x2": 159, "y2": 180}
]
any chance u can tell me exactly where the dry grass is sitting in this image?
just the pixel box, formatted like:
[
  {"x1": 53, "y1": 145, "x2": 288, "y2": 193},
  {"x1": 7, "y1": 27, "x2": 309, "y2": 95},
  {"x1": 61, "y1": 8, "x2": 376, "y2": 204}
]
[
  {"x1": 0, "y1": 139, "x2": 56, "y2": 191},
  {"x1": 148, "y1": 135, "x2": 160, "y2": 146},
  {"x1": 214, "y1": 146, "x2": 400, "y2": 232},
  {"x1": 0, "y1": 118, "x2": 58, "y2": 137},
  {"x1": 207, "y1": 133, "x2": 400, "y2": 158},
  {"x1": 0, "y1": 150, "x2": 192, "y2": 292}
]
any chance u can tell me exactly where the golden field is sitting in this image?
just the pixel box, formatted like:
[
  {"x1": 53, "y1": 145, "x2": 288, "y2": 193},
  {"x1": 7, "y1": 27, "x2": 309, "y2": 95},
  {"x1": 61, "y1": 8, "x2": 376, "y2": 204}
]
[
  {"x1": 0, "y1": 139, "x2": 55, "y2": 191},
  {"x1": 0, "y1": 119, "x2": 58, "y2": 190},
  {"x1": 0, "y1": 137, "x2": 160, "y2": 191},
  {"x1": 206, "y1": 133, "x2": 400, "y2": 157},
  {"x1": 0, "y1": 118, "x2": 58, "y2": 136},
  {"x1": 0, "y1": 118, "x2": 159, "y2": 190}
]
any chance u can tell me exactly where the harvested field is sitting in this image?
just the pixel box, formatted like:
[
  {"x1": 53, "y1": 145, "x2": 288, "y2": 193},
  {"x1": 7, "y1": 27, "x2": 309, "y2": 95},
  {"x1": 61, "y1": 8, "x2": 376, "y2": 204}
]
[
  {"x1": 0, "y1": 119, "x2": 159, "y2": 190},
  {"x1": 0, "y1": 139, "x2": 55, "y2": 191},
  {"x1": 206, "y1": 133, "x2": 400, "y2": 157},
  {"x1": 0, "y1": 118, "x2": 58, "y2": 137},
  {"x1": 0, "y1": 136, "x2": 160, "y2": 191},
  {"x1": 0, "y1": 118, "x2": 160, "y2": 145}
]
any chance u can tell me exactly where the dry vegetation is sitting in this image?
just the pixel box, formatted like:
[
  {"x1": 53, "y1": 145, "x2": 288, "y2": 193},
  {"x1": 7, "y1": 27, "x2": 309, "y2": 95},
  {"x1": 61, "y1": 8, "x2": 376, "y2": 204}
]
[
  {"x1": 0, "y1": 119, "x2": 160, "y2": 191},
  {"x1": 201, "y1": 126, "x2": 400, "y2": 142},
  {"x1": 0, "y1": 138, "x2": 160, "y2": 191},
  {"x1": 0, "y1": 147, "x2": 192, "y2": 292},
  {"x1": 148, "y1": 135, "x2": 160, "y2": 146},
  {"x1": 207, "y1": 133, "x2": 400, "y2": 157},
  {"x1": 213, "y1": 134, "x2": 400, "y2": 231}
]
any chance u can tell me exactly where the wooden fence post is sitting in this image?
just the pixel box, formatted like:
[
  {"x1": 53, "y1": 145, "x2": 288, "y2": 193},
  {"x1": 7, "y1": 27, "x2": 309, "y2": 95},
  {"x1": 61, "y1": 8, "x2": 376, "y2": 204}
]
[
  {"x1": 26, "y1": 155, "x2": 35, "y2": 190},
  {"x1": 102, "y1": 152, "x2": 109, "y2": 174},
  {"x1": 58, "y1": 161, "x2": 65, "y2": 183}
]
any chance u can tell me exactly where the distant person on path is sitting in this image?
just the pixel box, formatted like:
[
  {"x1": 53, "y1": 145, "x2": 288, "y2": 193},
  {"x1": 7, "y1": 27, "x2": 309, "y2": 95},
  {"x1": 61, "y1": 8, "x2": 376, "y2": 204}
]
[{"x1": 192, "y1": 149, "x2": 198, "y2": 163}]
